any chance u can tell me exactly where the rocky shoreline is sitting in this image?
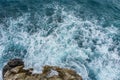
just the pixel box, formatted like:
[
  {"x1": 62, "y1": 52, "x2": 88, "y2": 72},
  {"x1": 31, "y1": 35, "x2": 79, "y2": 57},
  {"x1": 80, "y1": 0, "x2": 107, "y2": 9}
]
[{"x1": 2, "y1": 59, "x2": 82, "y2": 80}]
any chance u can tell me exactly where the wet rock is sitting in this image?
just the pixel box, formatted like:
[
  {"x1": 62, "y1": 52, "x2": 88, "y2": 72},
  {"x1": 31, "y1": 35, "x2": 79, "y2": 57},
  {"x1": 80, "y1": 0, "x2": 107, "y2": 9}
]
[
  {"x1": 3, "y1": 59, "x2": 82, "y2": 80},
  {"x1": 2, "y1": 58, "x2": 24, "y2": 77}
]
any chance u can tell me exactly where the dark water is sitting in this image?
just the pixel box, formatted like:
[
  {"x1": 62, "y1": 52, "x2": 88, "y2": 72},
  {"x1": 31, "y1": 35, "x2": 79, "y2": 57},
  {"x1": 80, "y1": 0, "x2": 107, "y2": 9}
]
[{"x1": 0, "y1": 0, "x2": 120, "y2": 80}]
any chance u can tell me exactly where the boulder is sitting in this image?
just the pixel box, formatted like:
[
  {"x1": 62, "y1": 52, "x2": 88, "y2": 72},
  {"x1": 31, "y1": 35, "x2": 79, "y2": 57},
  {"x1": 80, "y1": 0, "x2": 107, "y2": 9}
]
[
  {"x1": 2, "y1": 58, "x2": 24, "y2": 77},
  {"x1": 3, "y1": 59, "x2": 82, "y2": 80}
]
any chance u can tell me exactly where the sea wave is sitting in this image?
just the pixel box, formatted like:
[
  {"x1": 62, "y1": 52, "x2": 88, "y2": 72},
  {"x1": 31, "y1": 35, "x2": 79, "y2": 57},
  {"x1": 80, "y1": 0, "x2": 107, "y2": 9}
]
[{"x1": 0, "y1": 0, "x2": 120, "y2": 80}]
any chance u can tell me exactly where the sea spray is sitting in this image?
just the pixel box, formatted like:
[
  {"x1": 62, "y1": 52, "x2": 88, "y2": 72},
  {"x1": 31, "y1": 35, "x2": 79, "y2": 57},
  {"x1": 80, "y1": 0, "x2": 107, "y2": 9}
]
[{"x1": 0, "y1": 0, "x2": 120, "y2": 80}]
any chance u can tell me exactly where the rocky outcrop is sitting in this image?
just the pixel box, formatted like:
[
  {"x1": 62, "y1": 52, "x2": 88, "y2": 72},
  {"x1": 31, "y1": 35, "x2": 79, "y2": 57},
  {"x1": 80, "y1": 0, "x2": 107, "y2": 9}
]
[{"x1": 3, "y1": 59, "x2": 82, "y2": 80}]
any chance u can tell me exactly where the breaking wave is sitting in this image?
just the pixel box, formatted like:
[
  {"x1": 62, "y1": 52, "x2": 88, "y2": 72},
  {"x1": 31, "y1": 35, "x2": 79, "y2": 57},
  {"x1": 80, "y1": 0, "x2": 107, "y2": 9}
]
[{"x1": 0, "y1": 0, "x2": 120, "y2": 80}]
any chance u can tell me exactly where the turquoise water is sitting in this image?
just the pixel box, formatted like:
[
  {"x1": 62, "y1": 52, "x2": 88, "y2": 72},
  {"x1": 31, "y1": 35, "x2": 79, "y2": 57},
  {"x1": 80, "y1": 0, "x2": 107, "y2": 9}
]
[{"x1": 0, "y1": 0, "x2": 120, "y2": 80}]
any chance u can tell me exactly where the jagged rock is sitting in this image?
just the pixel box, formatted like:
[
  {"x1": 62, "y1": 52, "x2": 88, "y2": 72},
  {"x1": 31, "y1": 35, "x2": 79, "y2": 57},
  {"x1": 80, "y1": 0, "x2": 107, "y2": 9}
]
[
  {"x1": 3, "y1": 59, "x2": 82, "y2": 80},
  {"x1": 2, "y1": 58, "x2": 24, "y2": 77}
]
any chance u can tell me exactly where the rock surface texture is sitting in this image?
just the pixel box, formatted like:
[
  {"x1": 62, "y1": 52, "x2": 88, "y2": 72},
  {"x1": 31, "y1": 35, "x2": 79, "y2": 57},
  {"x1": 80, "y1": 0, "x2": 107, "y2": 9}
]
[{"x1": 3, "y1": 59, "x2": 82, "y2": 80}]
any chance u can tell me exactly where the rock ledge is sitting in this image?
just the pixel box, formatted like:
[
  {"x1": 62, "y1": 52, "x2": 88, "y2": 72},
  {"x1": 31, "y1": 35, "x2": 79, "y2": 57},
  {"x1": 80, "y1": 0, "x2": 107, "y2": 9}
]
[{"x1": 3, "y1": 59, "x2": 82, "y2": 80}]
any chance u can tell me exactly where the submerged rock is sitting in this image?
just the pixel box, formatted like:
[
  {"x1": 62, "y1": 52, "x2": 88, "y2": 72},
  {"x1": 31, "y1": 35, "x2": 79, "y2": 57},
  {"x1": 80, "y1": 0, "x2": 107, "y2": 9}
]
[{"x1": 3, "y1": 59, "x2": 82, "y2": 80}]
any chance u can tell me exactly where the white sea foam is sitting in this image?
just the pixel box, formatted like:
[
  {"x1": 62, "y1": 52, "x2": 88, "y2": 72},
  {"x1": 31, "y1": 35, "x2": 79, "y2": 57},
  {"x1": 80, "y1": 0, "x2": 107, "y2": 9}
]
[
  {"x1": 0, "y1": 70, "x2": 2, "y2": 80},
  {"x1": 0, "y1": 9, "x2": 119, "y2": 80}
]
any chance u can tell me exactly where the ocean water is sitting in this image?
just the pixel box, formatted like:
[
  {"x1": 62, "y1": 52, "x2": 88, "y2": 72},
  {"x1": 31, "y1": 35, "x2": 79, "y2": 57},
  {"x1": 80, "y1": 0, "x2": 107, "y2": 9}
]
[{"x1": 0, "y1": 0, "x2": 120, "y2": 80}]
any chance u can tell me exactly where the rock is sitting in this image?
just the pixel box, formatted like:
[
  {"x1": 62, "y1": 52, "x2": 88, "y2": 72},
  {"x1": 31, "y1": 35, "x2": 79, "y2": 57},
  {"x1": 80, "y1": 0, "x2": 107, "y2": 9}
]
[
  {"x1": 3, "y1": 59, "x2": 82, "y2": 80},
  {"x1": 2, "y1": 58, "x2": 24, "y2": 77}
]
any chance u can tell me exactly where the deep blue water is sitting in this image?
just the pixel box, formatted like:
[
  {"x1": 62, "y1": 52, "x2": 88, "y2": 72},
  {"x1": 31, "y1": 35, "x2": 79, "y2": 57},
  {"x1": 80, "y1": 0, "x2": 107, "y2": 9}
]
[{"x1": 0, "y1": 0, "x2": 120, "y2": 80}]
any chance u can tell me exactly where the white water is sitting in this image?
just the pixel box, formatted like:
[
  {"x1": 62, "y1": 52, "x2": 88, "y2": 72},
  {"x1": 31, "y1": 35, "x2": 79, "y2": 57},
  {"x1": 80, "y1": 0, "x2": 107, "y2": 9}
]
[{"x1": 0, "y1": 10, "x2": 120, "y2": 80}]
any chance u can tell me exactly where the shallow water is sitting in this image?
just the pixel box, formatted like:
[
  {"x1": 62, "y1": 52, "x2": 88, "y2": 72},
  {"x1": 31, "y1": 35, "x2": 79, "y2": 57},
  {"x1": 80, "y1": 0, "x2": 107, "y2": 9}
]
[{"x1": 0, "y1": 0, "x2": 120, "y2": 80}]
